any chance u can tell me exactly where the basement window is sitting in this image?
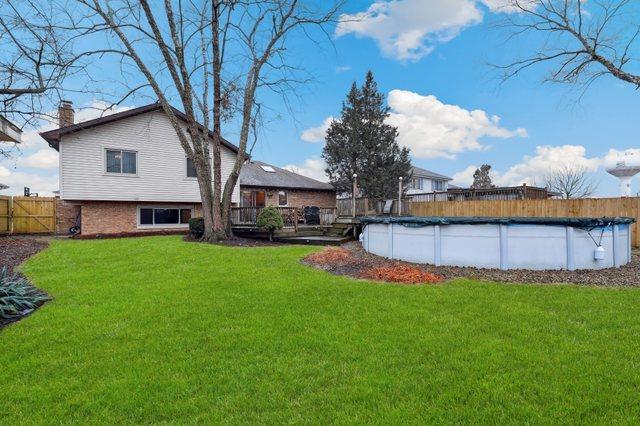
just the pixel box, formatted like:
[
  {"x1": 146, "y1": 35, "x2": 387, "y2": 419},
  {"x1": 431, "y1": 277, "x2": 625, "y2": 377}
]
[{"x1": 138, "y1": 207, "x2": 193, "y2": 227}]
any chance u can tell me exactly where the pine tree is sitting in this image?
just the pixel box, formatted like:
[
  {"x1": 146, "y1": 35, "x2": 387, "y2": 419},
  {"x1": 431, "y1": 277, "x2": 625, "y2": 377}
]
[
  {"x1": 471, "y1": 164, "x2": 495, "y2": 189},
  {"x1": 322, "y1": 71, "x2": 412, "y2": 199}
]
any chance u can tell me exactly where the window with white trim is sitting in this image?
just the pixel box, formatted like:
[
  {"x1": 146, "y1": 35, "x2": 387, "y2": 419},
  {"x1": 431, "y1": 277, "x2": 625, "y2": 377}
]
[
  {"x1": 433, "y1": 180, "x2": 445, "y2": 191},
  {"x1": 278, "y1": 191, "x2": 288, "y2": 206},
  {"x1": 409, "y1": 178, "x2": 423, "y2": 190},
  {"x1": 186, "y1": 157, "x2": 197, "y2": 178},
  {"x1": 106, "y1": 149, "x2": 137, "y2": 174},
  {"x1": 139, "y1": 207, "x2": 193, "y2": 227}
]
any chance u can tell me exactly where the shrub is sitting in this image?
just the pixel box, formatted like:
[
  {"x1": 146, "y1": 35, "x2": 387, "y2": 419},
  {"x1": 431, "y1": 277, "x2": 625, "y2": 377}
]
[
  {"x1": 257, "y1": 206, "x2": 284, "y2": 241},
  {"x1": 189, "y1": 217, "x2": 205, "y2": 239},
  {"x1": 0, "y1": 267, "x2": 51, "y2": 320}
]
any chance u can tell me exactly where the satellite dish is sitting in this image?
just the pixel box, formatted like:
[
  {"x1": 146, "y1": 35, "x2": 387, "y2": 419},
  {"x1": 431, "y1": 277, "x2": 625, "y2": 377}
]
[{"x1": 606, "y1": 153, "x2": 640, "y2": 197}]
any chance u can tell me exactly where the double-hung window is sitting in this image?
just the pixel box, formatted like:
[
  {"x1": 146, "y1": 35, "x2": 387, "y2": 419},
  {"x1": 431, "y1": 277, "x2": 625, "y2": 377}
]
[
  {"x1": 433, "y1": 180, "x2": 445, "y2": 192},
  {"x1": 139, "y1": 207, "x2": 193, "y2": 227},
  {"x1": 106, "y1": 149, "x2": 137, "y2": 174}
]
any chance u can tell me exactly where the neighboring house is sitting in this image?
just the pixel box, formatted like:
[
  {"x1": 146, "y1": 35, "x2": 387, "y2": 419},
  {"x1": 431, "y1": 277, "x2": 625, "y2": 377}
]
[
  {"x1": 41, "y1": 101, "x2": 240, "y2": 236},
  {"x1": 0, "y1": 114, "x2": 22, "y2": 144},
  {"x1": 407, "y1": 166, "x2": 452, "y2": 195},
  {"x1": 0, "y1": 115, "x2": 22, "y2": 192},
  {"x1": 239, "y1": 161, "x2": 336, "y2": 208}
]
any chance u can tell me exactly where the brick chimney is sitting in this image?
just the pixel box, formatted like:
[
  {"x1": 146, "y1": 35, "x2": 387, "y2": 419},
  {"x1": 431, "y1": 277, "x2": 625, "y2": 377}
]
[{"x1": 58, "y1": 100, "x2": 74, "y2": 128}]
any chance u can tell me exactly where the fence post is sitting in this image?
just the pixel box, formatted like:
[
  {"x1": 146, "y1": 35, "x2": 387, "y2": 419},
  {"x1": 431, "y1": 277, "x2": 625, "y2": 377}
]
[
  {"x1": 352, "y1": 173, "x2": 357, "y2": 218},
  {"x1": 398, "y1": 177, "x2": 403, "y2": 216}
]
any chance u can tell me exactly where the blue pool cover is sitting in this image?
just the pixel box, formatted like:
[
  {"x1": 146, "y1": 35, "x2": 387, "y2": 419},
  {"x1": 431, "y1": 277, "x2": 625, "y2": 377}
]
[{"x1": 360, "y1": 216, "x2": 635, "y2": 228}]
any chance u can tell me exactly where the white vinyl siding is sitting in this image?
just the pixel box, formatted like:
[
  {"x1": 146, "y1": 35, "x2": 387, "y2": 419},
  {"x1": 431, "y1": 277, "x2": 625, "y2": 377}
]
[{"x1": 59, "y1": 111, "x2": 240, "y2": 203}]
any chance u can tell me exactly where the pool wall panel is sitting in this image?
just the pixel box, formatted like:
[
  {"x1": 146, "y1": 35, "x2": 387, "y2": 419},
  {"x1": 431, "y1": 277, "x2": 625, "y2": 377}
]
[{"x1": 361, "y1": 221, "x2": 631, "y2": 271}]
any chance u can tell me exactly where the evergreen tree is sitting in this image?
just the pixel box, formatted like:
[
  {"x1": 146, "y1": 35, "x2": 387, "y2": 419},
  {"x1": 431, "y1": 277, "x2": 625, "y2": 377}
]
[
  {"x1": 471, "y1": 164, "x2": 495, "y2": 189},
  {"x1": 322, "y1": 71, "x2": 412, "y2": 199}
]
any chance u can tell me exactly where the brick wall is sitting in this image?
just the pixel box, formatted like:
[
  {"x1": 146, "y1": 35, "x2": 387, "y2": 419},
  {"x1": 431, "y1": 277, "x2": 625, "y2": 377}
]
[
  {"x1": 78, "y1": 201, "x2": 201, "y2": 236},
  {"x1": 242, "y1": 187, "x2": 336, "y2": 208},
  {"x1": 55, "y1": 198, "x2": 81, "y2": 235}
]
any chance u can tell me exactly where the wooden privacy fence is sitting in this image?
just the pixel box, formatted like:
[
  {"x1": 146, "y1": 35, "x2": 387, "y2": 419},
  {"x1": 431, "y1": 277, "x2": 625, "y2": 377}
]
[
  {"x1": 0, "y1": 196, "x2": 56, "y2": 234},
  {"x1": 409, "y1": 197, "x2": 640, "y2": 247}
]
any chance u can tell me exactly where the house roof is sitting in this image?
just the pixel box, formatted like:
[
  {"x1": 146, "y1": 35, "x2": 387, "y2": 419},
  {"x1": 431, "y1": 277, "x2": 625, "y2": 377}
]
[
  {"x1": 240, "y1": 161, "x2": 335, "y2": 191},
  {"x1": 39, "y1": 102, "x2": 239, "y2": 153},
  {"x1": 412, "y1": 166, "x2": 452, "y2": 181},
  {"x1": 0, "y1": 115, "x2": 22, "y2": 143}
]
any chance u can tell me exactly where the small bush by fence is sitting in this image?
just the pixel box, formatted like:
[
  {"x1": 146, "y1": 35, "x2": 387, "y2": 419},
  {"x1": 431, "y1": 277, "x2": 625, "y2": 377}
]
[{"x1": 409, "y1": 197, "x2": 640, "y2": 248}]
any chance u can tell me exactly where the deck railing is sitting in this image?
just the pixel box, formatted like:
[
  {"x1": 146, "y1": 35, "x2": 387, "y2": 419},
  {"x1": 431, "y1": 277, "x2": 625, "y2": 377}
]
[
  {"x1": 337, "y1": 197, "x2": 412, "y2": 217},
  {"x1": 231, "y1": 206, "x2": 337, "y2": 228},
  {"x1": 409, "y1": 185, "x2": 555, "y2": 202}
]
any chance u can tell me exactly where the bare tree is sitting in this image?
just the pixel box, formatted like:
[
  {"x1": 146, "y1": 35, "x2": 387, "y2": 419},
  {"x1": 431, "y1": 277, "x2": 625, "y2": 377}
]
[
  {"x1": 544, "y1": 165, "x2": 599, "y2": 198},
  {"x1": 217, "y1": 1, "x2": 344, "y2": 235},
  {"x1": 1, "y1": 1, "x2": 342, "y2": 240},
  {"x1": 497, "y1": 0, "x2": 640, "y2": 90}
]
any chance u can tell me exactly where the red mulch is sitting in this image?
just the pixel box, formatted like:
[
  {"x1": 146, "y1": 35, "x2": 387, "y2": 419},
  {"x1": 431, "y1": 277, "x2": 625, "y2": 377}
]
[
  {"x1": 359, "y1": 265, "x2": 443, "y2": 284},
  {"x1": 304, "y1": 247, "x2": 354, "y2": 265}
]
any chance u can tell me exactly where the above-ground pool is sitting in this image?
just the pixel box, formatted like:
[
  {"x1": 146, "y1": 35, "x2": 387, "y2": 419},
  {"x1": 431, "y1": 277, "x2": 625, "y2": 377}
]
[{"x1": 360, "y1": 216, "x2": 635, "y2": 271}]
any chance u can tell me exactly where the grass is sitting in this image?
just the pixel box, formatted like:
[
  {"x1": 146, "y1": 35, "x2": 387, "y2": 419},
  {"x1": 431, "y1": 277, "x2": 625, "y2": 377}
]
[{"x1": 1, "y1": 236, "x2": 640, "y2": 423}]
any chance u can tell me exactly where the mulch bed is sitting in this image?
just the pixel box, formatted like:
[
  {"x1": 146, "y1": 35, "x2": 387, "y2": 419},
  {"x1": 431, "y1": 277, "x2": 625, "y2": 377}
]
[
  {"x1": 0, "y1": 236, "x2": 51, "y2": 329},
  {"x1": 0, "y1": 236, "x2": 49, "y2": 274},
  {"x1": 303, "y1": 242, "x2": 640, "y2": 287},
  {"x1": 183, "y1": 235, "x2": 282, "y2": 247}
]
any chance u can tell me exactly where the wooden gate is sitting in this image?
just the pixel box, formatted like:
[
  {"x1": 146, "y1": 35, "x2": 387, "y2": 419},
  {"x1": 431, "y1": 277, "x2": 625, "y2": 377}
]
[{"x1": 0, "y1": 196, "x2": 56, "y2": 234}]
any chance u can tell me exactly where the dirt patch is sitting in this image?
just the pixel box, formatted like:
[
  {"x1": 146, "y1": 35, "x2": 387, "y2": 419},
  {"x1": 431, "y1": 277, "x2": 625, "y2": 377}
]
[
  {"x1": 303, "y1": 241, "x2": 640, "y2": 287},
  {"x1": 0, "y1": 236, "x2": 49, "y2": 273},
  {"x1": 183, "y1": 235, "x2": 282, "y2": 247}
]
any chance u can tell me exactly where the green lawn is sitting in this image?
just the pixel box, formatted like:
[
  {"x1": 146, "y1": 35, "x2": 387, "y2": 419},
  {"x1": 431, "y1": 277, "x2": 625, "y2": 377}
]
[{"x1": 2, "y1": 236, "x2": 640, "y2": 423}]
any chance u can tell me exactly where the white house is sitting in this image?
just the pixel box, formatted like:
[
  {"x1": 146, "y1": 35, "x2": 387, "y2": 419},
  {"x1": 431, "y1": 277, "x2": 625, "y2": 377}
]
[
  {"x1": 41, "y1": 101, "x2": 240, "y2": 236},
  {"x1": 406, "y1": 166, "x2": 452, "y2": 196}
]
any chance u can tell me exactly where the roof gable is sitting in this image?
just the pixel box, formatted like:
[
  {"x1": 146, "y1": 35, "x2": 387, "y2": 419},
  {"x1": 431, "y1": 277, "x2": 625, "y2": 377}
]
[
  {"x1": 412, "y1": 166, "x2": 452, "y2": 181},
  {"x1": 40, "y1": 103, "x2": 239, "y2": 153}
]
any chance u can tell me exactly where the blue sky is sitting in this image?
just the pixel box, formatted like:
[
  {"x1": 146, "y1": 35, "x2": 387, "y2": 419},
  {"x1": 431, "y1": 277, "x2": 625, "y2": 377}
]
[{"x1": 2, "y1": 0, "x2": 639, "y2": 196}]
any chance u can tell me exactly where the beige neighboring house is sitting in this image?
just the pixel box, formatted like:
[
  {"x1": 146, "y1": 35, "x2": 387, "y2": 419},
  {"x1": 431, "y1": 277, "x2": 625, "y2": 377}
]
[
  {"x1": 40, "y1": 101, "x2": 241, "y2": 236},
  {"x1": 1, "y1": 115, "x2": 22, "y2": 191}
]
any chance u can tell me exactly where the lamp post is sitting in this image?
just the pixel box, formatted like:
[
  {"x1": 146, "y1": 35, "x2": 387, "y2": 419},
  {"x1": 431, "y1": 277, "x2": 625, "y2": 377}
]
[
  {"x1": 398, "y1": 177, "x2": 403, "y2": 216},
  {"x1": 352, "y1": 173, "x2": 358, "y2": 218}
]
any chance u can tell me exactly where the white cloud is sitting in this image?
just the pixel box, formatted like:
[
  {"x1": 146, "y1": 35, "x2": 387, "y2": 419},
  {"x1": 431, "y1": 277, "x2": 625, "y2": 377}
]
[
  {"x1": 494, "y1": 145, "x2": 600, "y2": 186},
  {"x1": 19, "y1": 149, "x2": 59, "y2": 169},
  {"x1": 453, "y1": 145, "x2": 611, "y2": 188},
  {"x1": 452, "y1": 165, "x2": 479, "y2": 186},
  {"x1": 480, "y1": 0, "x2": 523, "y2": 13},
  {"x1": 0, "y1": 168, "x2": 59, "y2": 195},
  {"x1": 301, "y1": 117, "x2": 333, "y2": 143},
  {"x1": 336, "y1": 0, "x2": 485, "y2": 61},
  {"x1": 283, "y1": 157, "x2": 328, "y2": 182},
  {"x1": 601, "y1": 148, "x2": 640, "y2": 169},
  {"x1": 336, "y1": 0, "x2": 525, "y2": 61},
  {"x1": 386, "y1": 90, "x2": 526, "y2": 159},
  {"x1": 336, "y1": 65, "x2": 351, "y2": 73}
]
